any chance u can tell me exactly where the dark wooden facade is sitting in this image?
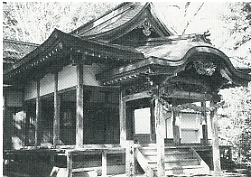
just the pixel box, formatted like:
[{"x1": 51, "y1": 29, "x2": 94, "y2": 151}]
[{"x1": 3, "y1": 2, "x2": 251, "y2": 177}]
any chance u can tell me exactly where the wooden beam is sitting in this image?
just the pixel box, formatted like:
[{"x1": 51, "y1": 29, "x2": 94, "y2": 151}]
[
  {"x1": 210, "y1": 100, "x2": 222, "y2": 176},
  {"x1": 53, "y1": 72, "x2": 60, "y2": 147},
  {"x1": 35, "y1": 79, "x2": 41, "y2": 148},
  {"x1": 102, "y1": 150, "x2": 107, "y2": 177},
  {"x1": 155, "y1": 98, "x2": 165, "y2": 177},
  {"x1": 126, "y1": 140, "x2": 135, "y2": 177},
  {"x1": 164, "y1": 90, "x2": 213, "y2": 102},
  {"x1": 123, "y1": 91, "x2": 151, "y2": 102},
  {"x1": 76, "y1": 57, "x2": 84, "y2": 148},
  {"x1": 120, "y1": 91, "x2": 127, "y2": 147}
]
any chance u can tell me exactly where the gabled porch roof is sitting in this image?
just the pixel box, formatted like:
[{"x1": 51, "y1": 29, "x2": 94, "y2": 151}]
[{"x1": 98, "y1": 39, "x2": 251, "y2": 88}]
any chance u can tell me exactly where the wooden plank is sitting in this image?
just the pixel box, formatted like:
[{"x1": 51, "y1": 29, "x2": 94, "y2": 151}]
[
  {"x1": 126, "y1": 140, "x2": 135, "y2": 177},
  {"x1": 67, "y1": 152, "x2": 73, "y2": 177},
  {"x1": 76, "y1": 58, "x2": 84, "y2": 148},
  {"x1": 65, "y1": 147, "x2": 124, "y2": 156},
  {"x1": 155, "y1": 98, "x2": 165, "y2": 177},
  {"x1": 53, "y1": 72, "x2": 60, "y2": 147},
  {"x1": 210, "y1": 100, "x2": 222, "y2": 176},
  {"x1": 35, "y1": 80, "x2": 41, "y2": 148},
  {"x1": 119, "y1": 91, "x2": 127, "y2": 147},
  {"x1": 102, "y1": 150, "x2": 107, "y2": 177}
]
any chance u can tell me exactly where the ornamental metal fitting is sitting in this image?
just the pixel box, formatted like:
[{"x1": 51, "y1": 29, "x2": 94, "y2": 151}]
[
  {"x1": 193, "y1": 60, "x2": 216, "y2": 76},
  {"x1": 138, "y1": 19, "x2": 152, "y2": 36}
]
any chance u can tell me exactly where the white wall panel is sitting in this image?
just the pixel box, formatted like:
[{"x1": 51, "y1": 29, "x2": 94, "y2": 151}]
[
  {"x1": 58, "y1": 65, "x2": 77, "y2": 91},
  {"x1": 24, "y1": 81, "x2": 37, "y2": 100},
  {"x1": 83, "y1": 64, "x2": 103, "y2": 86},
  {"x1": 40, "y1": 73, "x2": 54, "y2": 96}
]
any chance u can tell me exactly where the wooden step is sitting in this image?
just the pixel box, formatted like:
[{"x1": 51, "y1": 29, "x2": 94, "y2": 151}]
[
  {"x1": 152, "y1": 165, "x2": 208, "y2": 176},
  {"x1": 148, "y1": 159, "x2": 200, "y2": 168},
  {"x1": 145, "y1": 154, "x2": 196, "y2": 161},
  {"x1": 139, "y1": 147, "x2": 190, "y2": 152},
  {"x1": 151, "y1": 165, "x2": 205, "y2": 171},
  {"x1": 136, "y1": 146, "x2": 210, "y2": 176}
]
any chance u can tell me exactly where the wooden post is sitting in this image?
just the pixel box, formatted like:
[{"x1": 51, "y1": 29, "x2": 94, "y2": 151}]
[
  {"x1": 24, "y1": 102, "x2": 30, "y2": 146},
  {"x1": 155, "y1": 98, "x2": 165, "y2": 177},
  {"x1": 53, "y1": 72, "x2": 60, "y2": 147},
  {"x1": 126, "y1": 140, "x2": 135, "y2": 177},
  {"x1": 150, "y1": 101, "x2": 156, "y2": 142},
  {"x1": 210, "y1": 100, "x2": 222, "y2": 176},
  {"x1": 102, "y1": 150, "x2": 107, "y2": 177},
  {"x1": 201, "y1": 101, "x2": 208, "y2": 145},
  {"x1": 172, "y1": 110, "x2": 180, "y2": 145},
  {"x1": 67, "y1": 152, "x2": 73, "y2": 177},
  {"x1": 35, "y1": 79, "x2": 41, "y2": 148},
  {"x1": 76, "y1": 56, "x2": 84, "y2": 148},
  {"x1": 120, "y1": 91, "x2": 127, "y2": 147},
  {"x1": 3, "y1": 93, "x2": 12, "y2": 149}
]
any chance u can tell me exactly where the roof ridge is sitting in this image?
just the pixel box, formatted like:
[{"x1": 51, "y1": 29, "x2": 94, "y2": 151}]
[
  {"x1": 3, "y1": 38, "x2": 39, "y2": 47},
  {"x1": 70, "y1": 2, "x2": 135, "y2": 35}
]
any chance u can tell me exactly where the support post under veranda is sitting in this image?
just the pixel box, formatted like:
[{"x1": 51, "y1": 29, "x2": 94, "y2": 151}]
[
  {"x1": 155, "y1": 86, "x2": 165, "y2": 177},
  {"x1": 210, "y1": 100, "x2": 222, "y2": 176}
]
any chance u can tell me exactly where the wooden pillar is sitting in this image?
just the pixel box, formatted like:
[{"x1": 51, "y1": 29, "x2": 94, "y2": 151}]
[
  {"x1": 53, "y1": 72, "x2": 61, "y2": 147},
  {"x1": 155, "y1": 98, "x2": 165, "y2": 177},
  {"x1": 126, "y1": 140, "x2": 135, "y2": 177},
  {"x1": 172, "y1": 110, "x2": 180, "y2": 145},
  {"x1": 3, "y1": 93, "x2": 12, "y2": 150},
  {"x1": 35, "y1": 79, "x2": 41, "y2": 148},
  {"x1": 150, "y1": 101, "x2": 156, "y2": 142},
  {"x1": 76, "y1": 57, "x2": 84, "y2": 148},
  {"x1": 120, "y1": 91, "x2": 127, "y2": 147},
  {"x1": 24, "y1": 102, "x2": 30, "y2": 146},
  {"x1": 67, "y1": 152, "x2": 73, "y2": 177},
  {"x1": 201, "y1": 101, "x2": 208, "y2": 145},
  {"x1": 102, "y1": 150, "x2": 107, "y2": 177},
  {"x1": 210, "y1": 100, "x2": 222, "y2": 176}
]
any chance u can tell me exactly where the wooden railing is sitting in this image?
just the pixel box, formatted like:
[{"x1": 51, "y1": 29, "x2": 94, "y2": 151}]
[
  {"x1": 65, "y1": 147, "x2": 125, "y2": 177},
  {"x1": 190, "y1": 147, "x2": 210, "y2": 172},
  {"x1": 134, "y1": 147, "x2": 154, "y2": 177}
]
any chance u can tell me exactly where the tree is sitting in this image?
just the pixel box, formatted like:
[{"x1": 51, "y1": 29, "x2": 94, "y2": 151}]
[{"x1": 3, "y1": 2, "x2": 119, "y2": 44}]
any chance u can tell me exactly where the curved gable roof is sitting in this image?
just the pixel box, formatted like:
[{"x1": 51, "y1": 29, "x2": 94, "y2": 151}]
[
  {"x1": 71, "y1": 2, "x2": 176, "y2": 42},
  {"x1": 98, "y1": 40, "x2": 251, "y2": 88}
]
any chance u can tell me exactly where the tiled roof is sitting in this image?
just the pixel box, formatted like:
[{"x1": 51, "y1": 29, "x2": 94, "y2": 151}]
[{"x1": 3, "y1": 39, "x2": 38, "y2": 62}]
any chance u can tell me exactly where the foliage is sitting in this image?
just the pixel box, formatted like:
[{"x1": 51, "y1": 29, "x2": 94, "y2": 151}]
[
  {"x1": 3, "y1": 2, "x2": 119, "y2": 44},
  {"x1": 216, "y1": 2, "x2": 251, "y2": 162},
  {"x1": 218, "y1": 2, "x2": 251, "y2": 66},
  {"x1": 219, "y1": 83, "x2": 251, "y2": 161}
]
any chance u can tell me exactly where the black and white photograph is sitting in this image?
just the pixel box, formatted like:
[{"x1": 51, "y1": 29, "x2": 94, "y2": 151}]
[{"x1": 2, "y1": 2, "x2": 251, "y2": 177}]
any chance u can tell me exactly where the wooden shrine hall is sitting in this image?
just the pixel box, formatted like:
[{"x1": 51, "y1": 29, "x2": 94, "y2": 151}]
[{"x1": 3, "y1": 2, "x2": 251, "y2": 177}]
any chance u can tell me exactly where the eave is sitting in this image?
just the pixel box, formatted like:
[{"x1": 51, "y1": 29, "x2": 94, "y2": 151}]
[{"x1": 4, "y1": 29, "x2": 144, "y2": 84}]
